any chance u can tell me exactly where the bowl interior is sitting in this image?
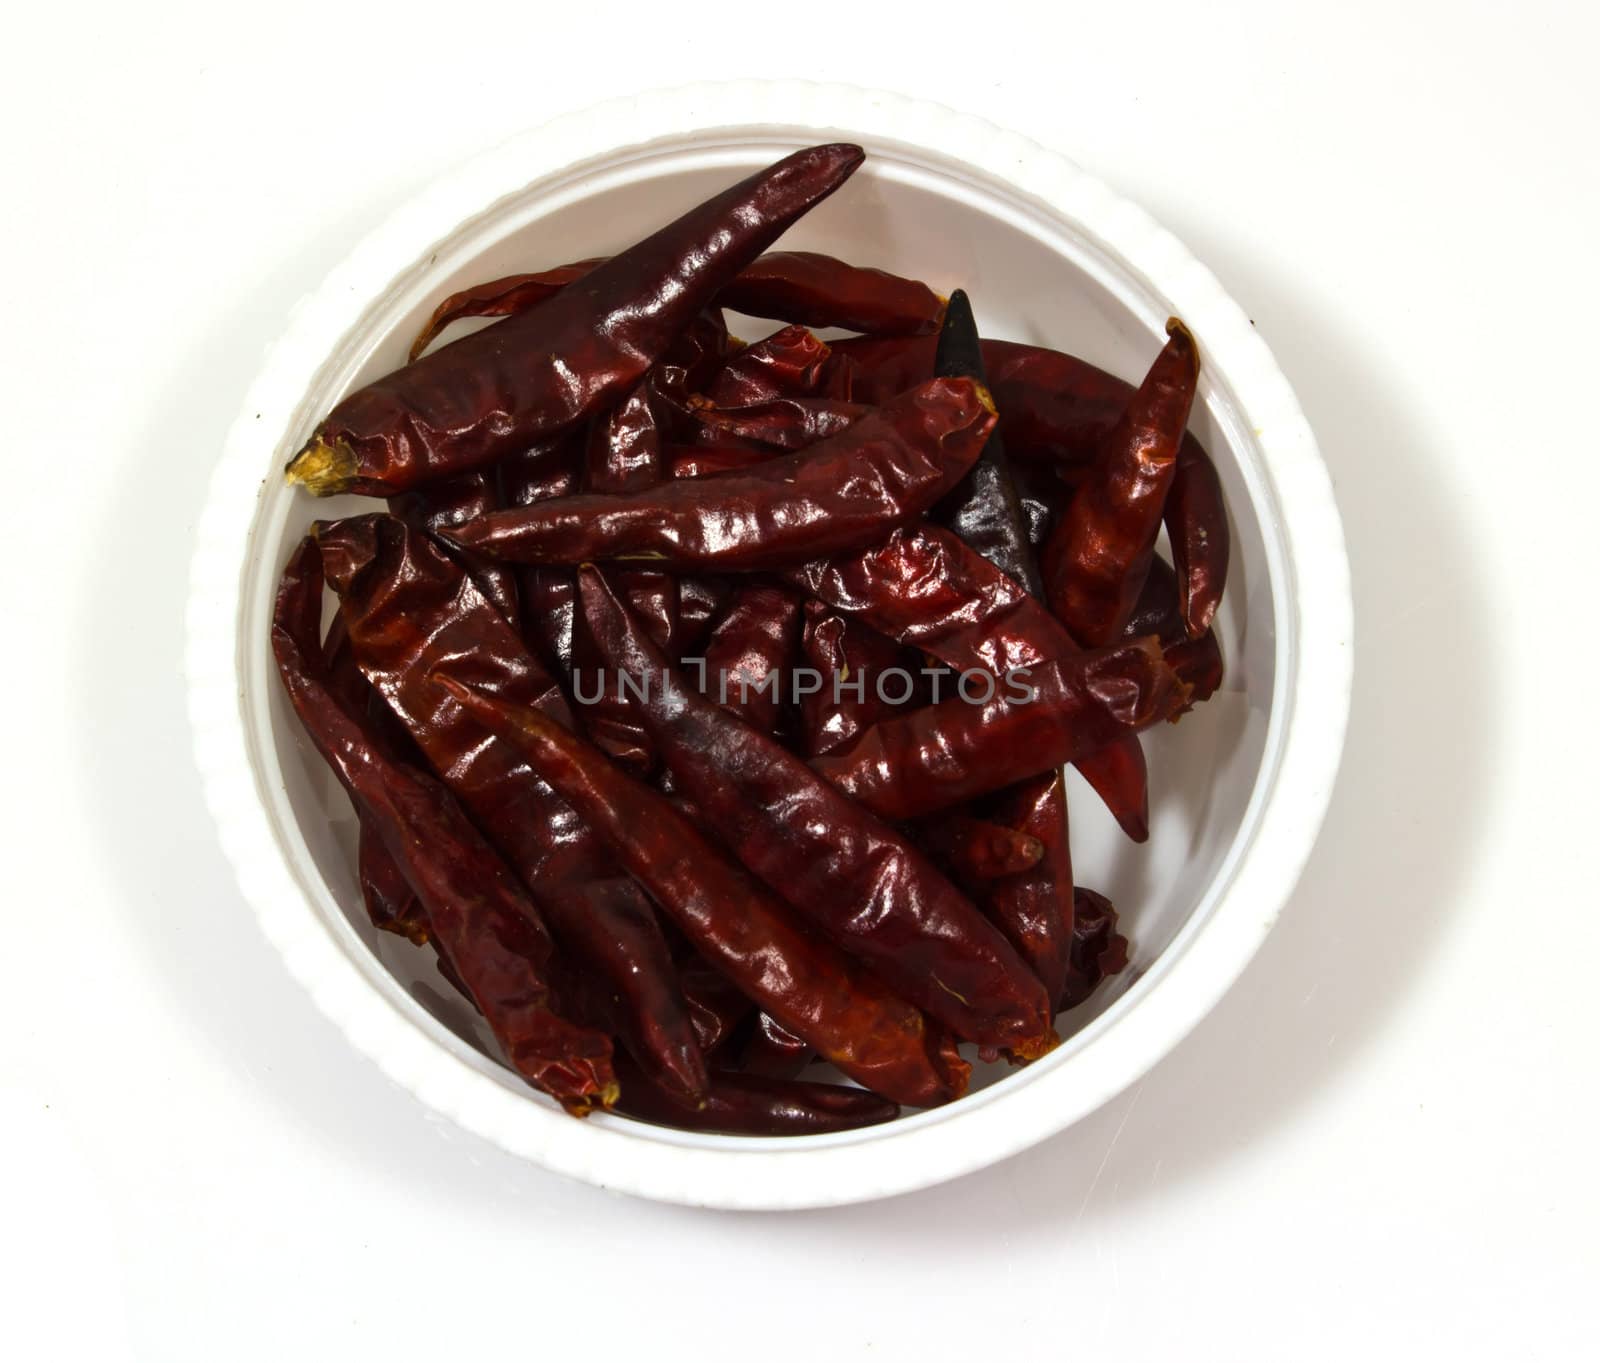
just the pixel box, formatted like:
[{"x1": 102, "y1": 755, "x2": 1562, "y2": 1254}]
[{"x1": 242, "y1": 131, "x2": 1279, "y2": 1133}]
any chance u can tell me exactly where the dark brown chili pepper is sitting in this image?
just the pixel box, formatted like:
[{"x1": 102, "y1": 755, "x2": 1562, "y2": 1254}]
[
  {"x1": 810, "y1": 635, "x2": 1189, "y2": 821},
  {"x1": 796, "y1": 602, "x2": 913, "y2": 758},
  {"x1": 675, "y1": 955, "x2": 755, "y2": 1058},
  {"x1": 612, "y1": 1059, "x2": 898, "y2": 1136},
  {"x1": 578, "y1": 566, "x2": 1055, "y2": 1057},
  {"x1": 829, "y1": 332, "x2": 1228, "y2": 636},
  {"x1": 706, "y1": 324, "x2": 832, "y2": 406},
  {"x1": 271, "y1": 534, "x2": 616, "y2": 1114},
  {"x1": 717, "y1": 251, "x2": 945, "y2": 336},
  {"x1": 436, "y1": 674, "x2": 969, "y2": 1107},
  {"x1": 673, "y1": 576, "x2": 735, "y2": 660},
  {"x1": 498, "y1": 433, "x2": 582, "y2": 677},
  {"x1": 1060, "y1": 887, "x2": 1131, "y2": 1009},
  {"x1": 286, "y1": 144, "x2": 864, "y2": 496},
  {"x1": 694, "y1": 582, "x2": 803, "y2": 735},
  {"x1": 932, "y1": 289, "x2": 1043, "y2": 596},
  {"x1": 1043, "y1": 321, "x2": 1200, "y2": 647},
  {"x1": 739, "y1": 1013, "x2": 813, "y2": 1081},
  {"x1": 445, "y1": 378, "x2": 996, "y2": 572},
  {"x1": 784, "y1": 524, "x2": 1152, "y2": 840},
  {"x1": 685, "y1": 394, "x2": 869, "y2": 451},
  {"x1": 918, "y1": 813, "x2": 1045, "y2": 885},
  {"x1": 408, "y1": 258, "x2": 605, "y2": 361},
  {"x1": 983, "y1": 772, "x2": 1074, "y2": 1006},
  {"x1": 314, "y1": 514, "x2": 708, "y2": 1104},
  {"x1": 388, "y1": 469, "x2": 520, "y2": 624}
]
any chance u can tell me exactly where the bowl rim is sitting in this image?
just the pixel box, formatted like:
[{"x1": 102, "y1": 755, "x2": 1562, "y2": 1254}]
[{"x1": 185, "y1": 79, "x2": 1352, "y2": 1209}]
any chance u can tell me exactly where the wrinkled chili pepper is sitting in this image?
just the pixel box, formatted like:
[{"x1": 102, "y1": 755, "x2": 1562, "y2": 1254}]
[
  {"x1": 1060, "y1": 887, "x2": 1131, "y2": 1009},
  {"x1": 932, "y1": 289, "x2": 1043, "y2": 596},
  {"x1": 695, "y1": 582, "x2": 802, "y2": 734},
  {"x1": 388, "y1": 469, "x2": 520, "y2": 624},
  {"x1": 579, "y1": 565, "x2": 1055, "y2": 1057},
  {"x1": 314, "y1": 514, "x2": 708, "y2": 1103},
  {"x1": 1043, "y1": 321, "x2": 1200, "y2": 647},
  {"x1": 918, "y1": 813, "x2": 1045, "y2": 885},
  {"x1": 436, "y1": 674, "x2": 968, "y2": 1107},
  {"x1": 686, "y1": 395, "x2": 869, "y2": 451},
  {"x1": 675, "y1": 955, "x2": 754, "y2": 1058},
  {"x1": 612, "y1": 1059, "x2": 898, "y2": 1136},
  {"x1": 666, "y1": 441, "x2": 776, "y2": 480},
  {"x1": 739, "y1": 1013, "x2": 813, "y2": 1081},
  {"x1": 498, "y1": 433, "x2": 582, "y2": 677},
  {"x1": 673, "y1": 575, "x2": 734, "y2": 660},
  {"x1": 829, "y1": 332, "x2": 1228, "y2": 636},
  {"x1": 1122, "y1": 555, "x2": 1225, "y2": 709},
  {"x1": 784, "y1": 524, "x2": 1153, "y2": 840},
  {"x1": 717, "y1": 251, "x2": 945, "y2": 336},
  {"x1": 797, "y1": 602, "x2": 912, "y2": 758},
  {"x1": 408, "y1": 258, "x2": 606, "y2": 361},
  {"x1": 706, "y1": 324, "x2": 832, "y2": 406},
  {"x1": 286, "y1": 144, "x2": 865, "y2": 496},
  {"x1": 271, "y1": 534, "x2": 616, "y2": 1113},
  {"x1": 811, "y1": 635, "x2": 1189, "y2": 821},
  {"x1": 983, "y1": 772, "x2": 1075, "y2": 1006},
  {"x1": 446, "y1": 378, "x2": 995, "y2": 572}
]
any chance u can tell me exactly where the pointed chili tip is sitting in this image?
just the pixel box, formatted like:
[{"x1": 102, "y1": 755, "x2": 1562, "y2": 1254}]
[
  {"x1": 1165, "y1": 317, "x2": 1201, "y2": 376},
  {"x1": 285, "y1": 437, "x2": 358, "y2": 497},
  {"x1": 1115, "y1": 807, "x2": 1152, "y2": 844}
]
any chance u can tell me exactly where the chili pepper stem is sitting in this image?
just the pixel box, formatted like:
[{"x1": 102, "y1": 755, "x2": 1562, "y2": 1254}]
[{"x1": 286, "y1": 437, "x2": 358, "y2": 496}]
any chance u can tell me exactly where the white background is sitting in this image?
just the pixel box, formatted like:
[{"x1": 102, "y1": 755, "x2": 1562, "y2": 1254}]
[{"x1": 2, "y1": 1, "x2": 1595, "y2": 1357}]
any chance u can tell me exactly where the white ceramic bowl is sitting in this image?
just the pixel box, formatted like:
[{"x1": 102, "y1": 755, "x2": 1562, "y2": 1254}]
[{"x1": 186, "y1": 81, "x2": 1350, "y2": 1209}]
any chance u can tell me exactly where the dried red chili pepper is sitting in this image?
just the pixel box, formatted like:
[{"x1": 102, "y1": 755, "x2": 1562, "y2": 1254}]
[
  {"x1": 784, "y1": 524, "x2": 1152, "y2": 840},
  {"x1": 436, "y1": 674, "x2": 969, "y2": 1107},
  {"x1": 272, "y1": 534, "x2": 616, "y2": 1114},
  {"x1": 672, "y1": 575, "x2": 734, "y2": 660},
  {"x1": 739, "y1": 1013, "x2": 813, "y2": 1081},
  {"x1": 796, "y1": 602, "x2": 912, "y2": 758},
  {"x1": 579, "y1": 565, "x2": 1054, "y2": 1057},
  {"x1": 314, "y1": 513, "x2": 708, "y2": 1103},
  {"x1": 718, "y1": 251, "x2": 945, "y2": 336},
  {"x1": 1060, "y1": 887, "x2": 1131, "y2": 1009},
  {"x1": 686, "y1": 394, "x2": 869, "y2": 451},
  {"x1": 675, "y1": 955, "x2": 754, "y2": 1058},
  {"x1": 666, "y1": 441, "x2": 776, "y2": 480},
  {"x1": 1122, "y1": 555, "x2": 1225, "y2": 709},
  {"x1": 286, "y1": 144, "x2": 864, "y2": 496},
  {"x1": 1042, "y1": 321, "x2": 1200, "y2": 647},
  {"x1": 613, "y1": 1060, "x2": 898, "y2": 1136},
  {"x1": 918, "y1": 813, "x2": 1045, "y2": 884},
  {"x1": 446, "y1": 378, "x2": 995, "y2": 572},
  {"x1": 706, "y1": 324, "x2": 831, "y2": 406},
  {"x1": 408, "y1": 258, "x2": 605, "y2": 361},
  {"x1": 983, "y1": 772, "x2": 1075, "y2": 1006},
  {"x1": 694, "y1": 583, "x2": 802, "y2": 734},
  {"x1": 829, "y1": 332, "x2": 1229, "y2": 637},
  {"x1": 388, "y1": 469, "x2": 520, "y2": 624},
  {"x1": 811, "y1": 635, "x2": 1189, "y2": 821},
  {"x1": 932, "y1": 289, "x2": 1043, "y2": 597},
  {"x1": 498, "y1": 433, "x2": 582, "y2": 677}
]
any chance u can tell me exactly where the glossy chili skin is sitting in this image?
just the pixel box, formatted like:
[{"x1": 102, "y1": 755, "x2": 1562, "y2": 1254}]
[
  {"x1": 666, "y1": 441, "x2": 776, "y2": 479},
  {"x1": 739, "y1": 1013, "x2": 813, "y2": 1080},
  {"x1": 271, "y1": 535, "x2": 616, "y2": 1114},
  {"x1": 983, "y1": 772, "x2": 1074, "y2": 1006},
  {"x1": 408, "y1": 258, "x2": 605, "y2": 361},
  {"x1": 314, "y1": 514, "x2": 708, "y2": 1104},
  {"x1": 437, "y1": 675, "x2": 968, "y2": 1107},
  {"x1": 498, "y1": 433, "x2": 582, "y2": 678},
  {"x1": 1043, "y1": 321, "x2": 1200, "y2": 647},
  {"x1": 579, "y1": 566, "x2": 1055, "y2": 1057},
  {"x1": 918, "y1": 813, "x2": 1044, "y2": 885},
  {"x1": 686, "y1": 395, "x2": 869, "y2": 451},
  {"x1": 784, "y1": 523, "x2": 1152, "y2": 840},
  {"x1": 797, "y1": 602, "x2": 912, "y2": 758},
  {"x1": 286, "y1": 143, "x2": 865, "y2": 496},
  {"x1": 830, "y1": 332, "x2": 1228, "y2": 637},
  {"x1": 932, "y1": 290, "x2": 1043, "y2": 596},
  {"x1": 811, "y1": 635, "x2": 1189, "y2": 821},
  {"x1": 448, "y1": 378, "x2": 995, "y2": 573},
  {"x1": 613, "y1": 1060, "x2": 898, "y2": 1136},
  {"x1": 706, "y1": 324, "x2": 832, "y2": 406},
  {"x1": 388, "y1": 469, "x2": 520, "y2": 624},
  {"x1": 717, "y1": 252, "x2": 945, "y2": 336},
  {"x1": 694, "y1": 583, "x2": 803, "y2": 735},
  {"x1": 1061, "y1": 887, "x2": 1131, "y2": 1009}
]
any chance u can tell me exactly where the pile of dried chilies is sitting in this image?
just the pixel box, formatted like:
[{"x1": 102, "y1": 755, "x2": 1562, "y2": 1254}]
[{"x1": 274, "y1": 143, "x2": 1229, "y2": 1135}]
